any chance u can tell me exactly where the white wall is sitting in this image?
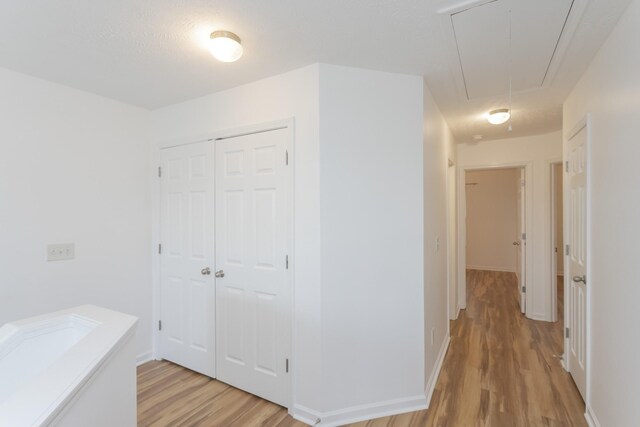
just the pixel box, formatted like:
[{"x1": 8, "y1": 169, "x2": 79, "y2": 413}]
[
  {"x1": 423, "y1": 84, "x2": 455, "y2": 401},
  {"x1": 0, "y1": 67, "x2": 153, "y2": 359},
  {"x1": 152, "y1": 64, "x2": 430, "y2": 424},
  {"x1": 457, "y1": 132, "x2": 562, "y2": 321},
  {"x1": 150, "y1": 65, "x2": 323, "y2": 417},
  {"x1": 318, "y1": 65, "x2": 425, "y2": 416},
  {"x1": 465, "y1": 169, "x2": 519, "y2": 272},
  {"x1": 563, "y1": 0, "x2": 640, "y2": 424}
]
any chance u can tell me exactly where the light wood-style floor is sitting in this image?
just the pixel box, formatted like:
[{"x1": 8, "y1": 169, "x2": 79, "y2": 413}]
[{"x1": 138, "y1": 271, "x2": 584, "y2": 426}]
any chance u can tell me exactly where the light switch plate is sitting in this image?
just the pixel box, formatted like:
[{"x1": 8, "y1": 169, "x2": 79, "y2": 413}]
[{"x1": 47, "y1": 243, "x2": 75, "y2": 261}]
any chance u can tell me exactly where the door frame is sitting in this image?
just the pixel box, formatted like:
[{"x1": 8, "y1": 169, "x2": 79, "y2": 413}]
[
  {"x1": 456, "y1": 161, "x2": 534, "y2": 317},
  {"x1": 549, "y1": 159, "x2": 563, "y2": 323},
  {"x1": 152, "y1": 118, "x2": 295, "y2": 407},
  {"x1": 446, "y1": 158, "x2": 458, "y2": 321},
  {"x1": 562, "y1": 115, "x2": 592, "y2": 408}
]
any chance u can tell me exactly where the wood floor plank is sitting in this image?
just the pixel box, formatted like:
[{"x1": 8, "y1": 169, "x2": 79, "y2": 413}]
[{"x1": 137, "y1": 272, "x2": 584, "y2": 426}]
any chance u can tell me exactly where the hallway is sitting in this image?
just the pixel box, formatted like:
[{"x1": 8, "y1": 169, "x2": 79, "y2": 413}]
[
  {"x1": 419, "y1": 270, "x2": 582, "y2": 426},
  {"x1": 137, "y1": 271, "x2": 584, "y2": 426},
  {"x1": 350, "y1": 270, "x2": 584, "y2": 426}
]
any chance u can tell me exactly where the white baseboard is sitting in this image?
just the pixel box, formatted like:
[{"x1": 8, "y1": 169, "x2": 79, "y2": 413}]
[
  {"x1": 528, "y1": 313, "x2": 552, "y2": 322},
  {"x1": 292, "y1": 405, "x2": 322, "y2": 426},
  {"x1": 560, "y1": 354, "x2": 568, "y2": 372},
  {"x1": 585, "y1": 405, "x2": 601, "y2": 427},
  {"x1": 466, "y1": 265, "x2": 515, "y2": 273},
  {"x1": 292, "y1": 394, "x2": 428, "y2": 427},
  {"x1": 136, "y1": 351, "x2": 153, "y2": 366},
  {"x1": 425, "y1": 335, "x2": 451, "y2": 406}
]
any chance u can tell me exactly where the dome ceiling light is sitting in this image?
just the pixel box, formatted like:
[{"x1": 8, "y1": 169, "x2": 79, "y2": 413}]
[
  {"x1": 487, "y1": 108, "x2": 511, "y2": 125},
  {"x1": 209, "y1": 31, "x2": 243, "y2": 63}
]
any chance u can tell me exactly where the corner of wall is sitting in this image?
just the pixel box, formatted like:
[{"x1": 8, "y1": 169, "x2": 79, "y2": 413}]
[{"x1": 422, "y1": 80, "x2": 453, "y2": 402}]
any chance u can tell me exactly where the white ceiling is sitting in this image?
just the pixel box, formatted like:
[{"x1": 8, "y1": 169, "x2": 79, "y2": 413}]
[
  {"x1": 450, "y1": 0, "x2": 574, "y2": 100},
  {"x1": 0, "y1": 0, "x2": 631, "y2": 142}
]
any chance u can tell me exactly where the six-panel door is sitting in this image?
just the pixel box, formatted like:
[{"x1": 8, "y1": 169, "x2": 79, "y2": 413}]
[
  {"x1": 214, "y1": 128, "x2": 291, "y2": 407},
  {"x1": 567, "y1": 125, "x2": 587, "y2": 399},
  {"x1": 159, "y1": 141, "x2": 215, "y2": 377}
]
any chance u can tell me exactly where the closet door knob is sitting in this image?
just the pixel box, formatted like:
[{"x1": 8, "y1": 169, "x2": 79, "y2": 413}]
[{"x1": 572, "y1": 275, "x2": 586, "y2": 284}]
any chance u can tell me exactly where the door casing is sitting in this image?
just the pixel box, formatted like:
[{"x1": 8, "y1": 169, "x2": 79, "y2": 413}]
[
  {"x1": 457, "y1": 162, "x2": 534, "y2": 317},
  {"x1": 549, "y1": 159, "x2": 563, "y2": 323},
  {"x1": 152, "y1": 118, "x2": 295, "y2": 409}
]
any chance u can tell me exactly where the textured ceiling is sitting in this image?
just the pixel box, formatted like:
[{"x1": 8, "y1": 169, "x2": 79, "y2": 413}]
[{"x1": 0, "y1": 0, "x2": 632, "y2": 142}]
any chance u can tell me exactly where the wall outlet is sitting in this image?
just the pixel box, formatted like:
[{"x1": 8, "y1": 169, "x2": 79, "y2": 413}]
[
  {"x1": 435, "y1": 237, "x2": 440, "y2": 252},
  {"x1": 47, "y1": 243, "x2": 75, "y2": 261},
  {"x1": 431, "y1": 327, "x2": 436, "y2": 345}
]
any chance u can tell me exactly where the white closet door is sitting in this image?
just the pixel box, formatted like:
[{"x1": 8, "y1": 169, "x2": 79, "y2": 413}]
[
  {"x1": 567, "y1": 126, "x2": 587, "y2": 399},
  {"x1": 159, "y1": 141, "x2": 215, "y2": 377},
  {"x1": 215, "y1": 128, "x2": 291, "y2": 407}
]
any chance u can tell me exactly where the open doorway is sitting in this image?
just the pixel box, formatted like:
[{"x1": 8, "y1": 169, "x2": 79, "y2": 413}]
[
  {"x1": 551, "y1": 162, "x2": 564, "y2": 323},
  {"x1": 464, "y1": 167, "x2": 527, "y2": 313}
]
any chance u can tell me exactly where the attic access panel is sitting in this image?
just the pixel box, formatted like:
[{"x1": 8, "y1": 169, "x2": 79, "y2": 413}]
[{"x1": 451, "y1": 0, "x2": 574, "y2": 100}]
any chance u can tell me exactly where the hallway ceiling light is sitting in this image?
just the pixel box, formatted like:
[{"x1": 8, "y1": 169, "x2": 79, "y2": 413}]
[
  {"x1": 487, "y1": 108, "x2": 510, "y2": 125},
  {"x1": 209, "y1": 31, "x2": 243, "y2": 62}
]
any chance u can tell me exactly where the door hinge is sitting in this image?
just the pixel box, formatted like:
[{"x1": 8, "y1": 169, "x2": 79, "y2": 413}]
[
  {"x1": 158, "y1": 243, "x2": 162, "y2": 254},
  {"x1": 522, "y1": 286, "x2": 526, "y2": 293},
  {"x1": 565, "y1": 161, "x2": 569, "y2": 172},
  {"x1": 285, "y1": 150, "x2": 289, "y2": 165},
  {"x1": 522, "y1": 233, "x2": 526, "y2": 240},
  {"x1": 565, "y1": 327, "x2": 570, "y2": 338},
  {"x1": 159, "y1": 320, "x2": 162, "y2": 331},
  {"x1": 285, "y1": 358, "x2": 289, "y2": 373},
  {"x1": 158, "y1": 166, "x2": 162, "y2": 177},
  {"x1": 521, "y1": 179, "x2": 526, "y2": 187},
  {"x1": 286, "y1": 255, "x2": 289, "y2": 269},
  {"x1": 565, "y1": 244, "x2": 570, "y2": 256}
]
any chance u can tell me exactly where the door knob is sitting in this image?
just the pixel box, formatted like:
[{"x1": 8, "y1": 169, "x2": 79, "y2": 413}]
[
  {"x1": 513, "y1": 241, "x2": 520, "y2": 246},
  {"x1": 201, "y1": 267, "x2": 211, "y2": 275},
  {"x1": 572, "y1": 275, "x2": 586, "y2": 284},
  {"x1": 215, "y1": 270, "x2": 225, "y2": 278}
]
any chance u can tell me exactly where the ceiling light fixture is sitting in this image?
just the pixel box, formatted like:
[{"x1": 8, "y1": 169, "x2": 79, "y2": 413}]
[
  {"x1": 209, "y1": 31, "x2": 243, "y2": 63},
  {"x1": 487, "y1": 108, "x2": 510, "y2": 125}
]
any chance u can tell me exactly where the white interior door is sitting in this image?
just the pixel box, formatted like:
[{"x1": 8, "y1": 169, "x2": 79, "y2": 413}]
[
  {"x1": 567, "y1": 126, "x2": 587, "y2": 399},
  {"x1": 515, "y1": 168, "x2": 526, "y2": 313},
  {"x1": 215, "y1": 128, "x2": 291, "y2": 407},
  {"x1": 159, "y1": 141, "x2": 215, "y2": 377}
]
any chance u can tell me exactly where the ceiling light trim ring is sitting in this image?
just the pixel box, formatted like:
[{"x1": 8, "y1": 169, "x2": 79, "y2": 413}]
[{"x1": 210, "y1": 30, "x2": 241, "y2": 44}]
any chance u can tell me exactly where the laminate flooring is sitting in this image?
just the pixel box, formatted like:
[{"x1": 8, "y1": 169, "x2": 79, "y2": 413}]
[{"x1": 138, "y1": 271, "x2": 584, "y2": 426}]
